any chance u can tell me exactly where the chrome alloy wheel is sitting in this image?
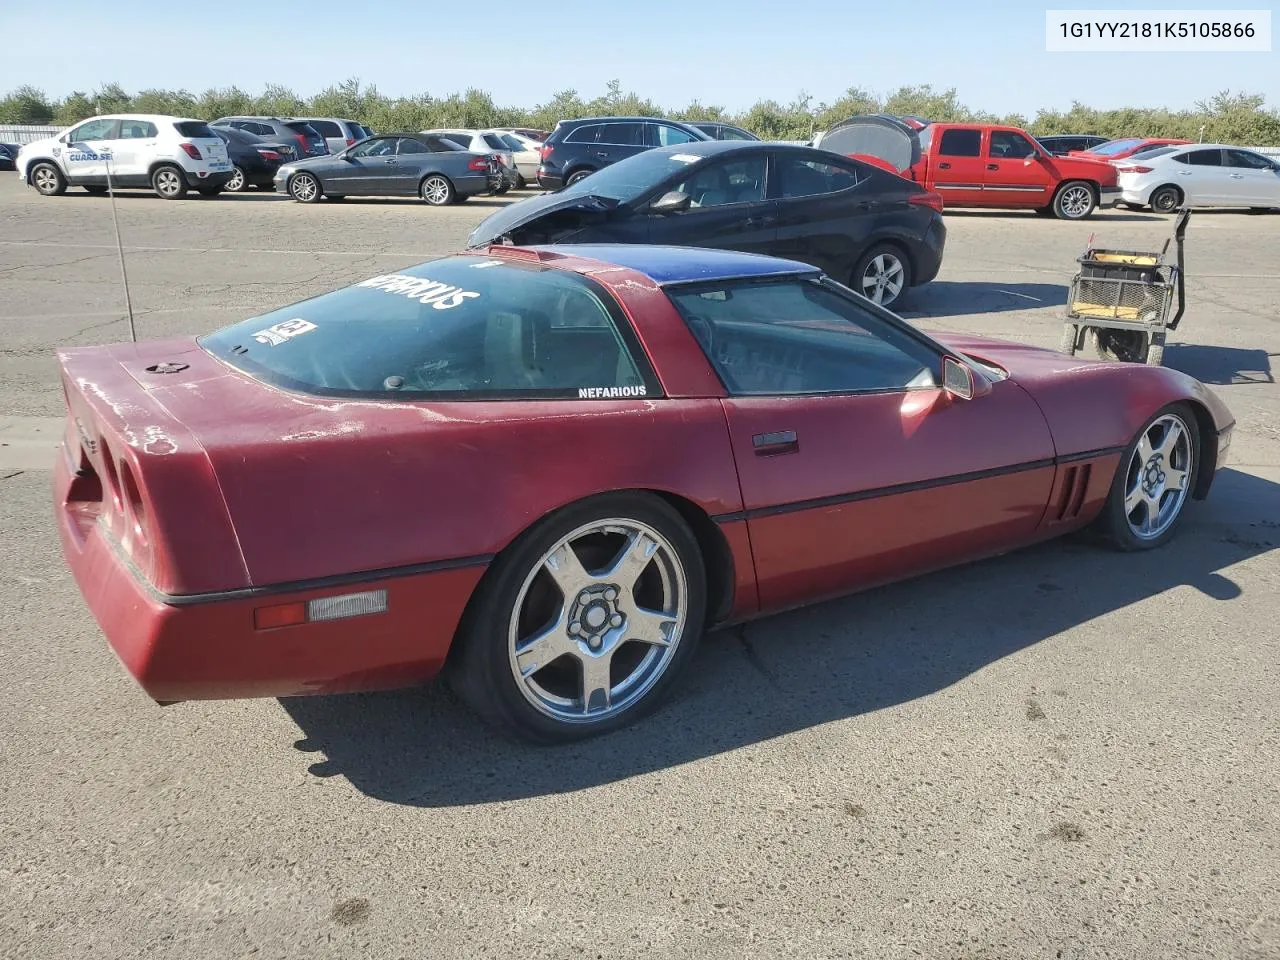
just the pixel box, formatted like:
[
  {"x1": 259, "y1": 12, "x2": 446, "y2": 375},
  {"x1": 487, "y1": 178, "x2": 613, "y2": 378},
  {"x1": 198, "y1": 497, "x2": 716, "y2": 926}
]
[
  {"x1": 154, "y1": 168, "x2": 183, "y2": 197},
  {"x1": 422, "y1": 175, "x2": 451, "y2": 205},
  {"x1": 861, "y1": 252, "x2": 905, "y2": 304},
  {"x1": 290, "y1": 173, "x2": 318, "y2": 202},
  {"x1": 1123, "y1": 413, "x2": 1193, "y2": 540},
  {"x1": 225, "y1": 166, "x2": 246, "y2": 192},
  {"x1": 33, "y1": 165, "x2": 60, "y2": 193},
  {"x1": 1059, "y1": 184, "x2": 1093, "y2": 218},
  {"x1": 507, "y1": 518, "x2": 689, "y2": 724}
]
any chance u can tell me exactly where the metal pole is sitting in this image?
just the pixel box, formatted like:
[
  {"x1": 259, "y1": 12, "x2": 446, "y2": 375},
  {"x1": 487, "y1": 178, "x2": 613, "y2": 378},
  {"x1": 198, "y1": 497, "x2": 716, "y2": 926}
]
[{"x1": 103, "y1": 151, "x2": 137, "y2": 342}]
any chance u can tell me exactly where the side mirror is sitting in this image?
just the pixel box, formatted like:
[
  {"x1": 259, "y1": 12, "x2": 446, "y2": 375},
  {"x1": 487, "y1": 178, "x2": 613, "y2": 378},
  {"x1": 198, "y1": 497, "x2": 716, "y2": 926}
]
[
  {"x1": 942, "y1": 356, "x2": 992, "y2": 400},
  {"x1": 650, "y1": 190, "x2": 691, "y2": 215}
]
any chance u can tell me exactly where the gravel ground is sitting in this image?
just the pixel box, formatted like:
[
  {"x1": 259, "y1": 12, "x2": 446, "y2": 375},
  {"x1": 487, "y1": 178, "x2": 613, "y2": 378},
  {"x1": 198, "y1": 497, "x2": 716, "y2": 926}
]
[{"x1": 1, "y1": 177, "x2": 1277, "y2": 960}]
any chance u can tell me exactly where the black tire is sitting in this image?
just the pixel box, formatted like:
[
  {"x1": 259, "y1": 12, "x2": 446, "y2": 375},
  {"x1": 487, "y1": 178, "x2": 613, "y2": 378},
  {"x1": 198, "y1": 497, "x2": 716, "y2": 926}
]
[
  {"x1": 454, "y1": 193, "x2": 470, "y2": 203},
  {"x1": 851, "y1": 242, "x2": 912, "y2": 309},
  {"x1": 83, "y1": 185, "x2": 108, "y2": 195},
  {"x1": 29, "y1": 162, "x2": 67, "y2": 196},
  {"x1": 196, "y1": 186, "x2": 223, "y2": 197},
  {"x1": 326, "y1": 194, "x2": 345, "y2": 201},
  {"x1": 420, "y1": 174, "x2": 455, "y2": 206},
  {"x1": 1058, "y1": 322, "x2": 1079, "y2": 355},
  {"x1": 447, "y1": 492, "x2": 707, "y2": 744},
  {"x1": 1096, "y1": 404, "x2": 1199, "y2": 551},
  {"x1": 1149, "y1": 185, "x2": 1181, "y2": 214},
  {"x1": 1087, "y1": 327, "x2": 1161, "y2": 364},
  {"x1": 1034, "y1": 206, "x2": 1055, "y2": 217},
  {"x1": 1052, "y1": 180, "x2": 1097, "y2": 220},
  {"x1": 151, "y1": 165, "x2": 188, "y2": 200},
  {"x1": 288, "y1": 172, "x2": 322, "y2": 203},
  {"x1": 565, "y1": 168, "x2": 593, "y2": 186},
  {"x1": 224, "y1": 166, "x2": 247, "y2": 193},
  {"x1": 494, "y1": 183, "x2": 510, "y2": 195}
]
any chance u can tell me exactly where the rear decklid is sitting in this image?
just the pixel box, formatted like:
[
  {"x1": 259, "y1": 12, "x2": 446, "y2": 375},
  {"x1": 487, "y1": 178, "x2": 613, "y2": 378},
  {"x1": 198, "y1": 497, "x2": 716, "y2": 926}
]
[{"x1": 815, "y1": 114, "x2": 921, "y2": 174}]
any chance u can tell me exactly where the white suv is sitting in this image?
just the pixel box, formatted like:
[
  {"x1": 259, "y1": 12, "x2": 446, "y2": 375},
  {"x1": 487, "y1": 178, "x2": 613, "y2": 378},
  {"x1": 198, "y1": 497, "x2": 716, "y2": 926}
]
[{"x1": 16, "y1": 114, "x2": 234, "y2": 199}]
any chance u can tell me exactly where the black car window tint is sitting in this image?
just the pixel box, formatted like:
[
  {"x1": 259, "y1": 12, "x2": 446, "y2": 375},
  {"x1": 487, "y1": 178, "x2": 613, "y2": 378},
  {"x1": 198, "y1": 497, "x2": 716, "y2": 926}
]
[
  {"x1": 721, "y1": 126, "x2": 756, "y2": 141},
  {"x1": 311, "y1": 120, "x2": 340, "y2": 137},
  {"x1": 938, "y1": 129, "x2": 981, "y2": 157},
  {"x1": 397, "y1": 138, "x2": 429, "y2": 155},
  {"x1": 1225, "y1": 149, "x2": 1273, "y2": 169},
  {"x1": 199, "y1": 257, "x2": 656, "y2": 400},
  {"x1": 1185, "y1": 149, "x2": 1223, "y2": 166},
  {"x1": 776, "y1": 157, "x2": 860, "y2": 199},
  {"x1": 672, "y1": 156, "x2": 767, "y2": 207},
  {"x1": 668, "y1": 280, "x2": 940, "y2": 396},
  {"x1": 482, "y1": 134, "x2": 507, "y2": 150},
  {"x1": 427, "y1": 137, "x2": 464, "y2": 152},
  {"x1": 989, "y1": 131, "x2": 1036, "y2": 158},
  {"x1": 565, "y1": 124, "x2": 601, "y2": 144},
  {"x1": 601, "y1": 123, "x2": 644, "y2": 146}
]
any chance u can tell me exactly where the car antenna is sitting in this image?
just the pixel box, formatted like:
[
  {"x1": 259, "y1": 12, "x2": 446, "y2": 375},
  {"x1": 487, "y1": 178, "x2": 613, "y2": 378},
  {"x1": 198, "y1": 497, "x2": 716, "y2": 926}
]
[{"x1": 103, "y1": 150, "x2": 137, "y2": 342}]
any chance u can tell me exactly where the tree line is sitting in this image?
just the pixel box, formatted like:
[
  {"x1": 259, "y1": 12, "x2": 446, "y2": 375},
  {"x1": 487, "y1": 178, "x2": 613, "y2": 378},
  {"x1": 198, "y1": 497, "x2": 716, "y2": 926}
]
[{"x1": 2, "y1": 79, "x2": 1278, "y2": 145}]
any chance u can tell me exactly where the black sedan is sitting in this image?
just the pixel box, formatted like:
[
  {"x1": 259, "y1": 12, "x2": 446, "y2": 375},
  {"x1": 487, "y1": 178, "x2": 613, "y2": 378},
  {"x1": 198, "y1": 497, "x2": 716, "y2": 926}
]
[
  {"x1": 273, "y1": 133, "x2": 500, "y2": 205},
  {"x1": 0, "y1": 143, "x2": 18, "y2": 172},
  {"x1": 213, "y1": 127, "x2": 294, "y2": 192},
  {"x1": 468, "y1": 141, "x2": 945, "y2": 308}
]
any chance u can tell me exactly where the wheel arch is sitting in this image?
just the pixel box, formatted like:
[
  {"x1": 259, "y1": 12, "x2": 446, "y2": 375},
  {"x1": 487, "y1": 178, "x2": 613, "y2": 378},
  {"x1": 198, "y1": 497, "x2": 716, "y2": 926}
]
[
  {"x1": 1180, "y1": 399, "x2": 1219, "y2": 500},
  {"x1": 147, "y1": 159, "x2": 186, "y2": 178},
  {"x1": 854, "y1": 235, "x2": 915, "y2": 284},
  {"x1": 1148, "y1": 182, "x2": 1184, "y2": 207},
  {"x1": 447, "y1": 486, "x2": 737, "y2": 670}
]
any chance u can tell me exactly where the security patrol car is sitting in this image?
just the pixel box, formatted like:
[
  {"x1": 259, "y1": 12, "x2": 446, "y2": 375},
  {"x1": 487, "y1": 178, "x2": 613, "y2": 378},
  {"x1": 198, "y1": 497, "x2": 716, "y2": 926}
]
[{"x1": 15, "y1": 114, "x2": 234, "y2": 199}]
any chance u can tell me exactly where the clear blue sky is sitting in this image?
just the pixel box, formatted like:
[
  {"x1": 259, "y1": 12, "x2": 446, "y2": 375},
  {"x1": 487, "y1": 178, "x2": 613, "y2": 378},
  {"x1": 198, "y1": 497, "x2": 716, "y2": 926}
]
[{"x1": 1, "y1": 0, "x2": 1275, "y2": 115}]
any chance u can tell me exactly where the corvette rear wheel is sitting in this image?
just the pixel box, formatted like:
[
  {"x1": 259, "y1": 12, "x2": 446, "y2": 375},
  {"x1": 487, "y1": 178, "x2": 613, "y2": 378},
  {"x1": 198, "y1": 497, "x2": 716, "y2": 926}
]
[
  {"x1": 448, "y1": 492, "x2": 706, "y2": 744},
  {"x1": 1098, "y1": 406, "x2": 1198, "y2": 551}
]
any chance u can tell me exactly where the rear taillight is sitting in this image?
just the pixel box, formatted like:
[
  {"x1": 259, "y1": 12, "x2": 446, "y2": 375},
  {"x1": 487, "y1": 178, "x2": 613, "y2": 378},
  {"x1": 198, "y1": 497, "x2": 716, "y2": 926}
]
[
  {"x1": 1118, "y1": 164, "x2": 1153, "y2": 174},
  {"x1": 909, "y1": 191, "x2": 945, "y2": 213},
  {"x1": 295, "y1": 133, "x2": 308, "y2": 154},
  {"x1": 179, "y1": 143, "x2": 202, "y2": 160},
  {"x1": 346, "y1": 137, "x2": 356, "y2": 146},
  {"x1": 539, "y1": 144, "x2": 554, "y2": 161},
  {"x1": 468, "y1": 156, "x2": 490, "y2": 171},
  {"x1": 257, "y1": 149, "x2": 281, "y2": 161}
]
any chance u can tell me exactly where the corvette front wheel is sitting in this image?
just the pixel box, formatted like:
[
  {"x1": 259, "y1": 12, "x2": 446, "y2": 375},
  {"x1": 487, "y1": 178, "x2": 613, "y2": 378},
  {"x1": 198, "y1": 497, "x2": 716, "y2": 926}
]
[
  {"x1": 1098, "y1": 405, "x2": 1199, "y2": 551},
  {"x1": 448, "y1": 492, "x2": 706, "y2": 744}
]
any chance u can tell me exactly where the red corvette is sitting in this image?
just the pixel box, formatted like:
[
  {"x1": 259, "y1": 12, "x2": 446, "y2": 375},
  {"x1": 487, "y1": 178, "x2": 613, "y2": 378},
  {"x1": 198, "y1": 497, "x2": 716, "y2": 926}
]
[{"x1": 54, "y1": 244, "x2": 1234, "y2": 742}]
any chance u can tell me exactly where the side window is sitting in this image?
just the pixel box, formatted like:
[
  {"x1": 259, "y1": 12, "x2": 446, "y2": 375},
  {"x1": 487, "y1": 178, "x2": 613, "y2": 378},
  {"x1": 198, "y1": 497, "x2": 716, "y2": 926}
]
[
  {"x1": 721, "y1": 126, "x2": 755, "y2": 141},
  {"x1": 652, "y1": 123, "x2": 698, "y2": 147},
  {"x1": 989, "y1": 131, "x2": 1037, "y2": 159},
  {"x1": 397, "y1": 138, "x2": 429, "y2": 155},
  {"x1": 118, "y1": 120, "x2": 157, "y2": 140},
  {"x1": 565, "y1": 124, "x2": 601, "y2": 144},
  {"x1": 350, "y1": 138, "x2": 395, "y2": 158},
  {"x1": 1225, "y1": 149, "x2": 1274, "y2": 169},
  {"x1": 776, "y1": 156, "x2": 862, "y2": 199},
  {"x1": 668, "y1": 280, "x2": 940, "y2": 395},
  {"x1": 253, "y1": 123, "x2": 275, "y2": 137},
  {"x1": 426, "y1": 136, "x2": 462, "y2": 152},
  {"x1": 310, "y1": 120, "x2": 341, "y2": 138},
  {"x1": 938, "y1": 129, "x2": 981, "y2": 157},
  {"x1": 600, "y1": 122, "x2": 644, "y2": 145},
  {"x1": 671, "y1": 156, "x2": 767, "y2": 208},
  {"x1": 482, "y1": 134, "x2": 507, "y2": 150},
  {"x1": 1180, "y1": 149, "x2": 1223, "y2": 166},
  {"x1": 68, "y1": 119, "x2": 119, "y2": 141}
]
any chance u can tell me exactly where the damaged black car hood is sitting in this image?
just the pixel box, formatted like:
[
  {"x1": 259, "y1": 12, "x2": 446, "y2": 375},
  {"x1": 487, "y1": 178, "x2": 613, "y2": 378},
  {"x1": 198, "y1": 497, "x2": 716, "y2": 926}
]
[{"x1": 467, "y1": 192, "x2": 620, "y2": 247}]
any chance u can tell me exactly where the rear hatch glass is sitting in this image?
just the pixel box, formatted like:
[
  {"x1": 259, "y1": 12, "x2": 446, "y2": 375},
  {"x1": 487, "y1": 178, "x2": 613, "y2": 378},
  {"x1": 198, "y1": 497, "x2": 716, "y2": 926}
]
[
  {"x1": 173, "y1": 121, "x2": 218, "y2": 138},
  {"x1": 285, "y1": 122, "x2": 326, "y2": 151},
  {"x1": 199, "y1": 256, "x2": 653, "y2": 400}
]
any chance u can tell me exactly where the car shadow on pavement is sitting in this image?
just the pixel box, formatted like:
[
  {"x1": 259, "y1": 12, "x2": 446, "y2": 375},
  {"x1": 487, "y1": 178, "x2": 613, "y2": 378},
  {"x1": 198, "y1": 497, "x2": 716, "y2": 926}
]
[
  {"x1": 942, "y1": 210, "x2": 1166, "y2": 222},
  {"x1": 1164, "y1": 344, "x2": 1276, "y2": 385},
  {"x1": 280, "y1": 467, "x2": 1278, "y2": 808},
  {"x1": 902, "y1": 281, "x2": 1067, "y2": 318}
]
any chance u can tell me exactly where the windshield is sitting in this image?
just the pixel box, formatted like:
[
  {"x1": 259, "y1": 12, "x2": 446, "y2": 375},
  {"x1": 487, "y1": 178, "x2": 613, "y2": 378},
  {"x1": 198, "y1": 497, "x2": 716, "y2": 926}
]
[
  {"x1": 558, "y1": 147, "x2": 711, "y2": 204},
  {"x1": 200, "y1": 256, "x2": 654, "y2": 400},
  {"x1": 1087, "y1": 138, "x2": 1143, "y2": 156}
]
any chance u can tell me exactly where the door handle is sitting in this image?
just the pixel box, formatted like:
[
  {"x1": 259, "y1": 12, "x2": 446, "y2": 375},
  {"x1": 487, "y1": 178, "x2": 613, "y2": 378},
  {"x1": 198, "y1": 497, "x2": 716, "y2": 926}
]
[
  {"x1": 1179, "y1": 171, "x2": 1192, "y2": 175},
  {"x1": 938, "y1": 162, "x2": 952, "y2": 170},
  {"x1": 752, "y1": 430, "x2": 798, "y2": 456},
  {"x1": 384, "y1": 158, "x2": 397, "y2": 164},
  {"x1": 1229, "y1": 173, "x2": 1244, "y2": 178},
  {"x1": 985, "y1": 163, "x2": 999, "y2": 170},
  {"x1": 593, "y1": 151, "x2": 609, "y2": 159},
  {"x1": 744, "y1": 215, "x2": 777, "y2": 227}
]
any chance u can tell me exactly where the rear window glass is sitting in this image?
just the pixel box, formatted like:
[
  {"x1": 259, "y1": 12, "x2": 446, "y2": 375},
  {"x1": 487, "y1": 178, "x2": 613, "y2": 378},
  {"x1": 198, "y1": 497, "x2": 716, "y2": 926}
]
[
  {"x1": 1089, "y1": 138, "x2": 1143, "y2": 156},
  {"x1": 482, "y1": 134, "x2": 507, "y2": 150},
  {"x1": 309, "y1": 120, "x2": 341, "y2": 137},
  {"x1": 199, "y1": 257, "x2": 655, "y2": 401},
  {"x1": 173, "y1": 121, "x2": 217, "y2": 138},
  {"x1": 285, "y1": 122, "x2": 322, "y2": 139},
  {"x1": 938, "y1": 129, "x2": 980, "y2": 157}
]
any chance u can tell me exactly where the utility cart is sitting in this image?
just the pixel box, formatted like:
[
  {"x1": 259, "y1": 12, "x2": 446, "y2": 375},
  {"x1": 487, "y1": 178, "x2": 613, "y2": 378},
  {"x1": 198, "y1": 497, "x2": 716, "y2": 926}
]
[{"x1": 1059, "y1": 208, "x2": 1190, "y2": 365}]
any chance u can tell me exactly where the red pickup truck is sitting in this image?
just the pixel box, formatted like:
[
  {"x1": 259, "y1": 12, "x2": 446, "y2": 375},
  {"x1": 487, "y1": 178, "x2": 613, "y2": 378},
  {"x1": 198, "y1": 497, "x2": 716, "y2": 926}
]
[{"x1": 817, "y1": 116, "x2": 1121, "y2": 220}]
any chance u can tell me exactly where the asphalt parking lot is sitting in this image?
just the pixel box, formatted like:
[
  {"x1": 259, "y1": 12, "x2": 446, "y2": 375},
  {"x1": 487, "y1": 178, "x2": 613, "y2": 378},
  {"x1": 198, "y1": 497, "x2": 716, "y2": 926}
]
[{"x1": 1, "y1": 178, "x2": 1278, "y2": 959}]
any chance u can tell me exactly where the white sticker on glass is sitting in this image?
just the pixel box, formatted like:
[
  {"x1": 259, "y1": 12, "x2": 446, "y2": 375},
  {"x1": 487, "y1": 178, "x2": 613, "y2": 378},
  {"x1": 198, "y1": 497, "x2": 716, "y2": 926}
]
[
  {"x1": 252, "y1": 318, "x2": 316, "y2": 346},
  {"x1": 356, "y1": 273, "x2": 481, "y2": 310}
]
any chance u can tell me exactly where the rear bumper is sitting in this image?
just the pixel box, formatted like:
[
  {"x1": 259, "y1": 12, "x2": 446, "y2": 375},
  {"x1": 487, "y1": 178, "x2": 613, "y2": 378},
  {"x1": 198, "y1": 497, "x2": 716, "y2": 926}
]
[
  {"x1": 54, "y1": 451, "x2": 484, "y2": 702},
  {"x1": 457, "y1": 173, "x2": 499, "y2": 197},
  {"x1": 912, "y1": 216, "x2": 947, "y2": 286},
  {"x1": 537, "y1": 169, "x2": 565, "y2": 190},
  {"x1": 184, "y1": 169, "x2": 234, "y2": 188},
  {"x1": 1098, "y1": 185, "x2": 1122, "y2": 208}
]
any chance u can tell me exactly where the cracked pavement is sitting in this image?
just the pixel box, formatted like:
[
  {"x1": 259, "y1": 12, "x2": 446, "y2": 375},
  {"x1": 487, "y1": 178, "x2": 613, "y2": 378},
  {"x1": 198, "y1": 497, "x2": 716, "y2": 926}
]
[{"x1": 0, "y1": 178, "x2": 1278, "y2": 959}]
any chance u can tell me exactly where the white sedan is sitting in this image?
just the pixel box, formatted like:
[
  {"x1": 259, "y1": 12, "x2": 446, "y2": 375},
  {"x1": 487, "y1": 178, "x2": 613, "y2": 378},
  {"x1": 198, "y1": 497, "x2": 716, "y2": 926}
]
[{"x1": 1117, "y1": 144, "x2": 1280, "y2": 212}]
